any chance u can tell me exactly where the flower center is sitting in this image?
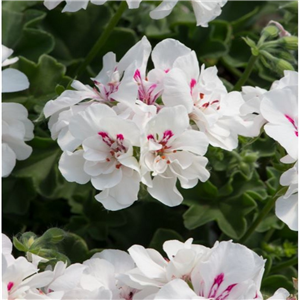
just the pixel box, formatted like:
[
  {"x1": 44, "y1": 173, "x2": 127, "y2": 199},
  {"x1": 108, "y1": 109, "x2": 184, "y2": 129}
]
[
  {"x1": 134, "y1": 69, "x2": 160, "y2": 105},
  {"x1": 147, "y1": 130, "x2": 176, "y2": 165},
  {"x1": 98, "y1": 132, "x2": 127, "y2": 169}
]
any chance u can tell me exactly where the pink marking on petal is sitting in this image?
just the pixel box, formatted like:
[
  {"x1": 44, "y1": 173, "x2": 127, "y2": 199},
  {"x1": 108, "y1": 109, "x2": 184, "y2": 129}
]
[
  {"x1": 7, "y1": 282, "x2": 14, "y2": 291},
  {"x1": 211, "y1": 100, "x2": 220, "y2": 105},
  {"x1": 164, "y1": 69, "x2": 170, "y2": 73},
  {"x1": 208, "y1": 273, "x2": 224, "y2": 298},
  {"x1": 190, "y1": 78, "x2": 197, "y2": 94},
  {"x1": 163, "y1": 130, "x2": 173, "y2": 140},
  {"x1": 134, "y1": 69, "x2": 142, "y2": 81},
  {"x1": 147, "y1": 134, "x2": 154, "y2": 140},
  {"x1": 216, "y1": 284, "x2": 237, "y2": 300},
  {"x1": 296, "y1": 131, "x2": 298, "y2": 137},
  {"x1": 116, "y1": 134, "x2": 124, "y2": 140},
  {"x1": 98, "y1": 131, "x2": 114, "y2": 147}
]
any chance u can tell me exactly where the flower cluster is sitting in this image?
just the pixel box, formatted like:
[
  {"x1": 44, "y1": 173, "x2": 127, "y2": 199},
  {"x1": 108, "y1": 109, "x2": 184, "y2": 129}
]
[
  {"x1": 44, "y1": 37, "x2": 249, "y2": 210},
  {"x1": 2, "y1": 233, "x2": 293, "y2": 300},
  {"x1": 43, "y1": 37, "x2": 299, "y2": 222},
  {"x1": 2, "y1": 45, "x2": 33, "y2": 177},
  {"x1": 43, "y1": 0, "x2": 227, "y2": 27}
]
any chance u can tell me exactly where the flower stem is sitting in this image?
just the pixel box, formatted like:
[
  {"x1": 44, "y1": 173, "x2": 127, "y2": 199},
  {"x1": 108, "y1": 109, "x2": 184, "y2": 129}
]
[
  {"x1": 76, "y1": 1, "x2": 128, "y2": 77},
  {"x1": 233, "y1": 55, "x2": 258, "y2": 91},
  {"x1": 239, "y1": 190, "x2": 283, "y2": 244},
  {"x1": 270, "y1": 256, "x2": 298, "y2": 274},
  {"x1": 220, "y1": 57, "x2": 256, "y2": 88}
]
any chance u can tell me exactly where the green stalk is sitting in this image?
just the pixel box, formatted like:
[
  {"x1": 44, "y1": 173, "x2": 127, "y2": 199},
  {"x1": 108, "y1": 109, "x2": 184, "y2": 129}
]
[
  {"x1": 76, "y1": 1, "x2": 128, "y2": 77},
  {"x1": 233, "y1": 55, "x2": 258, "y2": 91},
  {"x1": 220, "y1": 58, "x2": 257, "y2": 87},
  {"x1": 270, "y1": 256, "x2": 298, "y2": 274},
  {"x1": 239, "y1": 195, "x2": 278, "y2": 244}
]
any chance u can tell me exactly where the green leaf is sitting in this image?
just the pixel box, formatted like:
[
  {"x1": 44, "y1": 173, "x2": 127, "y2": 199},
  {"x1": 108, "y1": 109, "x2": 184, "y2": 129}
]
[
  {"x1": 13, "y1": 237, "x2": 27, "y2": 252},
  {"x1": 2, "y1": 177, "x2": 37, "y2": 215}
]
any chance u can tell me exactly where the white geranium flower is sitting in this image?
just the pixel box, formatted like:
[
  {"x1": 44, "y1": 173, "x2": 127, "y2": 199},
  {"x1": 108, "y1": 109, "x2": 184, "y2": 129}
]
[
  {"x1": 44, "y1": 0, "x2": 141, "y2": 12},
  {"x1": 260, "y1": 86, "x2": 298, "y2": 161},
  {"x1": 120, "y1": 238, "x2": 210, "y2": 290},
  {"x1": 239, "y1": 70, "x2": 298, "y2": 138},
  {"x1": 191, "y1": 241, "x2": 265, "y2": 300},
  {"x1": 141, "y1": 105, "x2": 210, "y2": 206},
  {"x1": 44, "y1": 37, "x2": 151, "y2": 151},
  {"x1": 150, "y1": 0, "x2": 227, "y2": 27},
  {"x1": 59, "y1": 103, "x2": 141, "y2": 211},
  {"x1": 162, "y1": 51, "x2": 243, "y2": 151},
  {"x1": 2, "y1": 103, "x2": 34, "y2": 177},
  {"x1": 2, "y1": 257, "x2": 54, "y2": 300},
  {"x1": 2, "y1": 45, "x2": 29, "y2": 93}
]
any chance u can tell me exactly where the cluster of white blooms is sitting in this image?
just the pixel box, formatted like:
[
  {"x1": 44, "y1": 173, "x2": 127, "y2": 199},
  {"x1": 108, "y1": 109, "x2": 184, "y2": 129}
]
[
  {"x1": 241, "y1": 71, "x2": 298, "y2": 231},
  {"x1": 44, "y1": 37, "x2": 250, "y2": 210},
  {"x1": 43, "y1": 0, "x2": 227, "y2": 27},
  {"x1": 2, "y1": 45, "x2": 33, "y2": 177},
  {"x1": 2, "y1": 233, "x2": 293, "y2": 300},
  {"x1": 43, "y1": 37, "x2": 299, "y2": 218}
]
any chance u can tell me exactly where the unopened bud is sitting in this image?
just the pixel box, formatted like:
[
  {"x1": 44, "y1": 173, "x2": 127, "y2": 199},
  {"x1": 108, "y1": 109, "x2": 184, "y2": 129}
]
[
  {"x1": 279, "y1": 36, "x2": 298, "y2": 50},
  {"x1": 275, "y1": 59, "x2": 295, "y2": 74},
  {"x1": 268, "y1": 21, "x2": 291, "y2": 37},
  {"x1": 261, "y1": 25, "x2": 279, "y2": 39}
]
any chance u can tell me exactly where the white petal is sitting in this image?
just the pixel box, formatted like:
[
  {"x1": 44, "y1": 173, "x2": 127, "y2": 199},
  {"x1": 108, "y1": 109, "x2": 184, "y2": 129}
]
[
  {"x1": 2, "y1": 143, "x2": 16, "y2": 177},
  {"x1": 126, "y1": 0, "x2": 142, "y2": 9},
  {"x1": 62, "y1": 0, "x2": 89, "y2": 12},
  {"x1": 43, "y1": 0, "x2": 63, "y2": 10},
  {"x1": 152, "y1": 38, "x2": 190, "y2": 71},
  {"x1": 59, "y1": 150, "x2": 91, "y2": 184},
  {"x1": 149, "y1": 0, "x2": 178, "y2": 20},
  {"x1": 275, "y1": 194, "x2": 298, "y2": 231},
  {"x1": 148, "y1": 175, "x2": 183, "y2": 206},
  {"x1": 91, "y1": 168, "x2": 122, "y2": 190},
  {"x1": 171, "y1": 130, "x2": 209, "y2": 156},
  {"x1": 2, "y1": 69, "x2": 29, "y2": 93},
  {"x1": 163, "y1": 68, "x2": 193, "y2": 112},
  {"x1": 154, "y1": 279, "x2": 200, "y2": 300}
]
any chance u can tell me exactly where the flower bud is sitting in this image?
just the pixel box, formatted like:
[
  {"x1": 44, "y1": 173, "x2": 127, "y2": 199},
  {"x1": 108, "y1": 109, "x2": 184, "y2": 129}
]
[
  {"x1": 275, "y1": 59, "x2": 295, "y2": 74},
  {"x1": 261, "y1": 25, "x2": 279, "y2": 40},
  {"x1": 279, "y1": 36, "x2": 298, "y2": 50}
]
